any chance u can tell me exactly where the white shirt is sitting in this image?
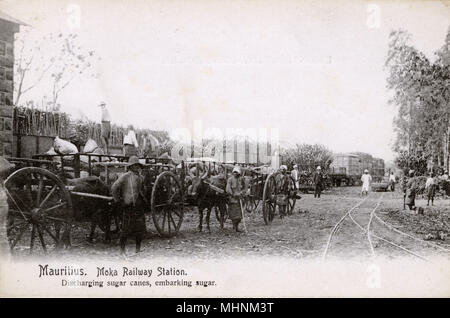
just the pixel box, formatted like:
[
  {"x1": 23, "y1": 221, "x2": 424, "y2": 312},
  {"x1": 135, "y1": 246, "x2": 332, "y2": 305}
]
[
  {"x1": 425, "y1": 177, "x2": 435, "y2": 188},
  {"x1": 101, "y1": 108, "x2": 111, "y2": 122},
  {"x1": 291, "y1": 169, "x2": 299, "y2": 181},
  {"x1": 123, "y1": 130, "x2": 139, "y2": 147},
  {"x1": 361, "y1": 174, "x2": 372, "y2": 186},
  {"x1": 389, "y1": 174, "x2": 396, "y2": 182}
]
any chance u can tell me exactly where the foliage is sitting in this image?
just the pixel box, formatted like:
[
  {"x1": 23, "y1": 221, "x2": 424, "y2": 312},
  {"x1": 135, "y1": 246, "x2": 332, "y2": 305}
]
[
  {"x1": 281, "y1": 143, "x2": 334, "y2": 171},
  {"x1": 14, "y1": 29, "x2": 98, "y2": 110},
  {"x1": 386, "y1": 28, "x2": 450, "y2": 173},
  {"x1": 394, "y1": 150, "x2": 428, "y2": 175}
]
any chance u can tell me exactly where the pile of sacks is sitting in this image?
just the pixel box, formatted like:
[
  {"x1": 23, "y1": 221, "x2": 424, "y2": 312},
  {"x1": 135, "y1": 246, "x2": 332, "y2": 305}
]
[
  {"x1": 44, "y1": 137, "x2": 108, "y2": 179},
  {"x1": 43, "y1": 136, "x2": 79, "y2": 162},
  {"x1": 80, "y1": 139, "x2": 104, "y2": 164}
]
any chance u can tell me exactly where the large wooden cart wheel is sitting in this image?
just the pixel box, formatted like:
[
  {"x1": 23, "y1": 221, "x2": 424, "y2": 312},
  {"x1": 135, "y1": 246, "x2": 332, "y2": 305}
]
[
  {"x1": 286, "y1": 176, "x2": 297, "y2": 216},
  {"x1": 151, "y1": 171, "x2": 184, "y2": 238},
  {"x1": 262, "y1": 173, "x2": 277, "y2": 225},
  {"x1": 5, "y1": 167, "x2": 73, "y2": 254}
]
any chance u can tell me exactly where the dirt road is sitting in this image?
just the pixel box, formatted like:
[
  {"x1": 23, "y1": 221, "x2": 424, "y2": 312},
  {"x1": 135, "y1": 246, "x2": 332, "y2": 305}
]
[
  {"x1": 9, "y1": 186, "x2": 450, "y2": 261},
  {"x1": 35, "y1": 186, "x2": 445, "y2": 261}
]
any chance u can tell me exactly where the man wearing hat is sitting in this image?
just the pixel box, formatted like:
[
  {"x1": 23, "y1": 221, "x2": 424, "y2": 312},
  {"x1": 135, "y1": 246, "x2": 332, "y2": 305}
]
[
  {"x1": 361, "y1": 169, "x2": 372, "y2": 196},
  {"x1": 99, "y1": 102, "x2": 111, "y2": 154},
  {"x1": 111, "y1": 156, "x2": 147, "y2": 254},
  {"x1": 275, "y1": 165, "x2": 290, "y2": 217},
  {"x1": 313, "y1": 166, "x2": 324, "y2": 198},
  {"x1": 226, "y1": 166, "x2": 246, "y2": 232}
]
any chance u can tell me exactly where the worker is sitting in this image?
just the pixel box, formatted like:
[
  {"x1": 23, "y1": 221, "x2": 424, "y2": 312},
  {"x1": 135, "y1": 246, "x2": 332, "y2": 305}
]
[
  {"x1": 389, "y1": 171, "x2": 396, "y2": 191},
  {"x1": 275, "y1": 165, "x2": 290, "y2": 217},
  {"x1": 405, "y1": 169, "x2": 418, "y2": 210},
  {"x1": 291, "y1": 164, "x2": 299, "y2": 189},
  {"x1": 313, "y1": 166, "x2": 324, "y2": 198},
  {"x1": 123, "y1": 125, "x2": 139, "y2": 157},
  {"x1": 226, "y1": 166, "x2": 246, "y2": 232},
  {"x1": 425, "y1": 172, "x2": 437, "y2": 206},
  {"x1": 99, "y1": 102, "x2": 111, "y2": 154},
  {"x1": 361, "y1": 169, "x2": 372, "y2": 196},
  {"x1": 111, "y1": 156, "x2": 147, "y2": 255}
]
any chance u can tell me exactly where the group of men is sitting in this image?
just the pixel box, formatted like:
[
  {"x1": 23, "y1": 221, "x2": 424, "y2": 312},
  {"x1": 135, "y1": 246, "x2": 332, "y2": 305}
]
[
  {"x1": 290, "y1": 165, "x2": 325, "y2": 198},
  {"x1": 403, "y1": 169, "x2": 449, "y2": 211},
  {"x1": 111, "y1": 159, "x2": 311, "y2": 254}
]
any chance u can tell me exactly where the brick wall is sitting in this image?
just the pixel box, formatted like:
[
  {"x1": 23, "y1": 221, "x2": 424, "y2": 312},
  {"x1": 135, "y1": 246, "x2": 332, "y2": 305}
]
[{"x1": 0, "y1": 19, "x2": 19, "y2": 157}]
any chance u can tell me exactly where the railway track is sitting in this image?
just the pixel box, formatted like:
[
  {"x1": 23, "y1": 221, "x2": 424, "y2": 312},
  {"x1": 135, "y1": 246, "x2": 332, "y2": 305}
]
[{"x1": 322, "y1": 192, "x2": 450, "y2": 262}]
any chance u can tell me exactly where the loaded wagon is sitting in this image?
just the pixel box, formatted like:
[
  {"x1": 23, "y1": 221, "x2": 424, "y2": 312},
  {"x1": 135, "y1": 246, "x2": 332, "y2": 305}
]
[
  {"x1": 3, "y1": 153, "x2": 185, "y2": 255},
  {"x1": 183, "y1": 159, "x2": 299, "y2": 226},
  {"x1": 229, "y1": 163, "x2": 299, "y2": 225}
]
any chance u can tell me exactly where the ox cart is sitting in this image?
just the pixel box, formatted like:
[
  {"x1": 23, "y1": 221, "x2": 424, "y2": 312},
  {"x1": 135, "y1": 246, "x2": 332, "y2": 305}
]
[
  {"x1": 3, "y1": 153, "x2": 185, "y2": 255},
  {"x1": 185, "y1": 159, "x2": 299, "y2": 226}
]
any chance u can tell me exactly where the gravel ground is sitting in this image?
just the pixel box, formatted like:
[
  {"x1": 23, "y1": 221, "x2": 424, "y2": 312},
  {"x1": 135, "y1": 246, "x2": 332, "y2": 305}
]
[{"x1": 10, "y1": 186, "x2": 450, "y2": 261}]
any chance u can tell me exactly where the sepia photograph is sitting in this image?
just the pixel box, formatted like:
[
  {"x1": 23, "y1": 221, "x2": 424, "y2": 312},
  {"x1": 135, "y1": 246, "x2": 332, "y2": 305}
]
[{"x1": 0, "y1": 0, "x2": 449, "y2": 299}]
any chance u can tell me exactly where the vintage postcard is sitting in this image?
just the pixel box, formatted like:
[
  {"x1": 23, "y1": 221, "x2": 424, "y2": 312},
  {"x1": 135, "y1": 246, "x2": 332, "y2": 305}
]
[{"x1": 0, "y1": 0, "x2": 449, "y2": 299}]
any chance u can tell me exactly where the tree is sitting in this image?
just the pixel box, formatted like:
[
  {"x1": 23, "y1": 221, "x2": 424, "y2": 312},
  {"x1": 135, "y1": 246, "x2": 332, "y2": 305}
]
[
  {"x1": 435, "y1": 26, "x2": 450, "y2": 171},
  {"x1": 386, "y1": 29, "x2": 450, "y2": 173},
  {"x1": 281, "y1": 143, "x2": 334, "y2": 171},
  {"x1": 394, "y1": 150, "x2": 428, "y2": 175},
  {"x1": 14, "y1": 29, "x2": 97, "y2": 109}
]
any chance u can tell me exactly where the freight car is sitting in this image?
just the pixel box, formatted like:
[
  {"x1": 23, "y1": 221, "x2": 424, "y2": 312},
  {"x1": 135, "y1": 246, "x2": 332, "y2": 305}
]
[{"x1": 329, "y1": 152, "x2": 385, "y2": 186}]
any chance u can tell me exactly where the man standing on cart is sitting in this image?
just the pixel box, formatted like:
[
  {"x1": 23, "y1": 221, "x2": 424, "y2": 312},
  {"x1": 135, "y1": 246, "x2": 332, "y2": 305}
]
[
  {"x1": 226, "y1": 166, "x2": 246, "y2": 232},
  {"x1": 111, "y1": 156, "x2": 147, "y2": 255},
  {"x1": 99, "y1": 102, "x2": 111, "y2": 155},
  {"x1": 123, "y1": 125, "x2": 139, "y2": 157}
]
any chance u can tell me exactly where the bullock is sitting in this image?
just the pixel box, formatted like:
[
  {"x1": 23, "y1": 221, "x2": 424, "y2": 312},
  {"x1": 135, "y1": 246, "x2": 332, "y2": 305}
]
[
  {"x1": 189, "y1": 171, "x2": 228, "y2": 232},
  {"x1": 67, "y1": 176, "x2": 120, "y2": 243}
]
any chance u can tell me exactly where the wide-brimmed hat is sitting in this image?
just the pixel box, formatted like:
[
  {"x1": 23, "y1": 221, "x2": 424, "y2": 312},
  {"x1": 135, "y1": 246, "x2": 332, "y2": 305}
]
[
  {"x1": 232, "y1": 166, "x2": 241, "y2": 174},
  {"x1": 127, "y1": 156, "x2": 143, "y2": 167},
  {"x1": 293, "y1": 164, "x2": 298, "y2": 168},
  {"x1": 364, "y1": 169, "x2": 369, "y2": 173},
  {"x1": 280, "y1": 165, "x2": 287, "y2": 171},
  {"x1": 408, "y1": 169, "x2": 415, "y2": 176},
  {"x1": 316, "y1": 166, "x2": 321, "y2": 170}
]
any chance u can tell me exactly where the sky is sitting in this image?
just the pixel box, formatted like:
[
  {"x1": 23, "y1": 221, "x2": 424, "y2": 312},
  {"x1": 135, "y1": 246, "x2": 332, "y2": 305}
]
[{"x1": 1, "y1": 0, "x2": 449, "y2": 162}]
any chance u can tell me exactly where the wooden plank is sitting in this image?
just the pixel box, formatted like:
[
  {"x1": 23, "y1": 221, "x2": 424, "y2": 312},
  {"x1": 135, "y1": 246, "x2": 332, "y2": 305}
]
[{"x1": 69, "y1": 190, "x2": 113, "y2": 201}]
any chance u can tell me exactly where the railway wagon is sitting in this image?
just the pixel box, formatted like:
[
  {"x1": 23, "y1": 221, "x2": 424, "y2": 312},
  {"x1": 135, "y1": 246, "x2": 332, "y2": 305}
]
[
  {"x1": 329, "y1": 153, "x2": 385, "y2": 186},
  {"x1": 329, "y1": 153, "x2": 361, "y2": 186}
]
